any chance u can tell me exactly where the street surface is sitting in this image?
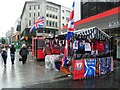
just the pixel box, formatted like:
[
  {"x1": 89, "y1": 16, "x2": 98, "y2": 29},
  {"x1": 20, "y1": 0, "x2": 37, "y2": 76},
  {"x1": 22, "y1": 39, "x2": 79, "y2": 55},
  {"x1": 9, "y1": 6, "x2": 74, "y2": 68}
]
[{"x1": 0, "y1": 49, "x2": 120, "y2": 89}]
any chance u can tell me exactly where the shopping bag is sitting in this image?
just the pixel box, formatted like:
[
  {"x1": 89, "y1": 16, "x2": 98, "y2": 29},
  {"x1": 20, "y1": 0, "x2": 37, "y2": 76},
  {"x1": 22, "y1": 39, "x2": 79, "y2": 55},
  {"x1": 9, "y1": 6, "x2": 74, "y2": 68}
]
[{"x1": 19, "y1": 58, "x2": 22, "y2": 61}]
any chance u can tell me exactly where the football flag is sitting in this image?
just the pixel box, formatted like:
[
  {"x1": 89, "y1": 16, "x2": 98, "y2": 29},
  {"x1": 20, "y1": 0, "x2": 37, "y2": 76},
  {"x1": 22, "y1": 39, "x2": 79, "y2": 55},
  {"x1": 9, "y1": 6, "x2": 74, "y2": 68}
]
[
  {"x1": 61, "y1": 0, "x2": 75, "y2": 67},
  {"x1": 29, "y1": 16, "x2": 44, "y2": 33}
]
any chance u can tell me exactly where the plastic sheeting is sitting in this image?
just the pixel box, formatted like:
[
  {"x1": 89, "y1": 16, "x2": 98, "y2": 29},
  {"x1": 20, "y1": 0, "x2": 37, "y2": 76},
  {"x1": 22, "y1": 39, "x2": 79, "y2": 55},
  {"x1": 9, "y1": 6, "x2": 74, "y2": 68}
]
[{"x1": 45, "y1": 55, "x2": 62, "y2": 70}]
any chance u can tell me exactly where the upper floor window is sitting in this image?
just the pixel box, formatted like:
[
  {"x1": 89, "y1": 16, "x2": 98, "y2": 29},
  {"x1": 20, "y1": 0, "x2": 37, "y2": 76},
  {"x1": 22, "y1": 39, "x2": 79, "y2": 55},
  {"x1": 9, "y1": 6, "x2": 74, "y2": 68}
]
[
  {"x1": 34, "y1": 5, "x2": 36, "y2": 10},
  {"x1": 29, "y1": 6, "x2": 31, "y2": 10},
  {"x1": 62, "y1": 10, "x2": 64, "y2": 13},
  {"x1": 46, "y1": 14, "x2": 49, "y2": 17},
  {"x1": 38, "y1": 12, "x2": 40, "y2": 17},
  {"x1": 38, "y1": 5, "x2": 40, "y2": 9},
  {"x1": 29, "y1": 20, "x2": 31, "y2": 26},
  {"x1": 56, "y1": 16, "x2": 58, "y2": 19},
  {"x1": 62, "y1": 17, "x2": 64, "y2": 20},
  {"x1": 29, "y1": 13, "x2": 31, "y2": 17},
  {"x1": 34, "y1": 13, "x2": 35, "y2": 17}
]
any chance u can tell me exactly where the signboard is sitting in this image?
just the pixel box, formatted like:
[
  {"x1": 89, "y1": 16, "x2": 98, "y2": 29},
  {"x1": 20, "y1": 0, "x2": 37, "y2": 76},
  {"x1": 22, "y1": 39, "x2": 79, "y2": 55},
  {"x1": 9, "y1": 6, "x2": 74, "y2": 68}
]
[{"x1": 84, "y1": 59, "x2": 96, "y2": 77}]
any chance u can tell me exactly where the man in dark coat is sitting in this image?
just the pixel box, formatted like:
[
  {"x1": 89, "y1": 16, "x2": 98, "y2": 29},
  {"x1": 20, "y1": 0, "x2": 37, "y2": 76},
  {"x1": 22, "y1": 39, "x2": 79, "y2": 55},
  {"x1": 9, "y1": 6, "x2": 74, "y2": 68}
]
[{"x1": 19, "y1": 44, "x2": 29, "y2": 64}]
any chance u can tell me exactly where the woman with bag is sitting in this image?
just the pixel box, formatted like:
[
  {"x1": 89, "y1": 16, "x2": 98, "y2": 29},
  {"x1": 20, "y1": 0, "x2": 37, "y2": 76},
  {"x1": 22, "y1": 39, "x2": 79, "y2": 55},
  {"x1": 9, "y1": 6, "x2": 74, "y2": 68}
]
[
  {"x1": 19, "y1": 44, "x2": 29, "y2": 64},
  {"x1": 1, "y1": 47, "x2": 7, "y2": 66},
  {"x1": 10, "y1": 45, "x2": 16, "y2": 65}
]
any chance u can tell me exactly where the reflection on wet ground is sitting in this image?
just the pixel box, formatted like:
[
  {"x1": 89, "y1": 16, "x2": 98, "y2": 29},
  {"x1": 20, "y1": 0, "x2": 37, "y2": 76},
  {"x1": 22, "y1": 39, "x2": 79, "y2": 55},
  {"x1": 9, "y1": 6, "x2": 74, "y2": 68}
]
[
  {"x1": 0, "y1": 50, "x2": 66, "y2": 89},
  {"x1": 0, "y1": 49, "x2": 120, "y2": 88}
]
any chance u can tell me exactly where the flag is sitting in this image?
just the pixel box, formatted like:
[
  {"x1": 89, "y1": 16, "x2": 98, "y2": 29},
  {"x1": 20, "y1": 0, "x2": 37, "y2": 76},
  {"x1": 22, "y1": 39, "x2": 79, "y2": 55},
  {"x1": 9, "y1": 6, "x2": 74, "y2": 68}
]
[
  {"x1": 29, "y1": 16, "x2": 44, "y2": 33},
  {"x1": 61, "y1": 0, "x2": 75, "y2": 67}
]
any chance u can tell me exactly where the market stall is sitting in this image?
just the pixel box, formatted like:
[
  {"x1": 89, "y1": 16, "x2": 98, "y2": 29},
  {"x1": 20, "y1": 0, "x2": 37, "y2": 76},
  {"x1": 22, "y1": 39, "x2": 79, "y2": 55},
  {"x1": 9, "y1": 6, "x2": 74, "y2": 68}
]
[{"x1": 70, "y1": 27, "x2": 113, "y2": 80}]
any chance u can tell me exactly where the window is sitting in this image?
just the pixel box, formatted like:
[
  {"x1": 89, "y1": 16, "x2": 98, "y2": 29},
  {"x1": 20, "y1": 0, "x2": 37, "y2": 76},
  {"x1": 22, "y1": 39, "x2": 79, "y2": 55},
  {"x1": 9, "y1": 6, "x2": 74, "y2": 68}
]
[
  {"x1": 29, "y1": 20, "x2": 31, "y2": 26},
  {"x1": 46, "y1": 14, "x2": 49, "y2": 17},
  {"x1": 50, "y1": 14, "x2": 52, "y2": 18},
  {"x1": 34, "y1": 5, "x2": 36, "y2": 10},
  {"x1": 62, "y1": 17, "x2": 64, "y2": 20},
  {"x1": 38, "y1": 5, "x2": 40, "y2": 9},
  {"x1": 38, "y1": 12, "x2": 40, "y2": 16},
  {"x1": 50, "y1": 21, "x2": 51, "y2": 26},
  {"x1": 53, "y1": 15, "x2": 55, "y2": 18},
  {"x1": 29, "y1": 6, "x2": 31, "y2": 10},
  {"x1": 62, "y1": 23, "x2": 64, "y2": 27},
  {"x1": 62, "y1": 10, "x2": 64, "y2": 13},
  {"x1": 34, "y1": 13, "x2": 35, "y2": 17},
  {"x1": 56, "y1": 16, "x2": 57, "y2": 19},
  {"x1": 53, "y1": 22, "x2": 55, "y2": 27},
  {"x1": 55, "y1": 22, "x2": 58, "y2": 27},
  {"x1": 29, "y1": 13, "x2": 31, "y2": 17},
  {"x1": 47, "y1": 5, "x2": 49, "y2": 10},
  {"x1": 46, "y1": 20, "x2": 49, "y2": 26}
]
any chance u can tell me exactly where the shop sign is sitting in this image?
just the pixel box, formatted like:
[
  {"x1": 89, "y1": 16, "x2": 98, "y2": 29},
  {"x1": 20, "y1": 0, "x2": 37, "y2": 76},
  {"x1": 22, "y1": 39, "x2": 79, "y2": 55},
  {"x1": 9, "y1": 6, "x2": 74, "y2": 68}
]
[{"x1": 108, "y1": 21, "x2": 120, "y2": 28}]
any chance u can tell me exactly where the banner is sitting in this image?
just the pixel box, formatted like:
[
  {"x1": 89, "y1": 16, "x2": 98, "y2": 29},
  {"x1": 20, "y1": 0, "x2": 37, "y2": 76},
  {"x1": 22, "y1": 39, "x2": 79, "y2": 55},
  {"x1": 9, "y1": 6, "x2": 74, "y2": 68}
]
[
  {"x1": 100, "y1": 58, "x2": 106, "y2": 75},
  {"x1": 84, "y1": 59, "x2": 96, "y2": 77},
  {"x1": 72, "y1": 60, "x2": 85, "y2": 80},
  {"x1": 106, "y1": 57, "x2": 111, "y2": 73}
]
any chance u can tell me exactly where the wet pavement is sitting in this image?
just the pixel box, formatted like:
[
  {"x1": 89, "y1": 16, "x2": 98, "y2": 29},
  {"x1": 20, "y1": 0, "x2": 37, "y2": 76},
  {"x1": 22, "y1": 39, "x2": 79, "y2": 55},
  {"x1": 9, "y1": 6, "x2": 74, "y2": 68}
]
[
  {"x1": 0, "y1": 49, "x2": 66, "y2": 89},
  {"x1": 0, "y1": 49, "x2": 120, "y2": 89}
]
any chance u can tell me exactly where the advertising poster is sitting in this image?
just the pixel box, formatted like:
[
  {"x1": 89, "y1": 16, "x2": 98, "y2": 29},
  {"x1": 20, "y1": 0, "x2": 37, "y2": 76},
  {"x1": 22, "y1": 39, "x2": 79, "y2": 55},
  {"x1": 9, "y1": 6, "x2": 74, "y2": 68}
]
[
  {"x1": 72, "y1": 60, "x2": 85, "y2": 79},
  {"x1": 84, "y1": 59, "x2": 96, "y2": 77},
  {"x1": 96, "y1": 58, "x2": 100, "y2": 75},
  {"x1": 106, "y1": 57, "x2": 111, "y2": 73},
  {"x1": 100, "y1": 58, "x2": 106, "y2": 75}
]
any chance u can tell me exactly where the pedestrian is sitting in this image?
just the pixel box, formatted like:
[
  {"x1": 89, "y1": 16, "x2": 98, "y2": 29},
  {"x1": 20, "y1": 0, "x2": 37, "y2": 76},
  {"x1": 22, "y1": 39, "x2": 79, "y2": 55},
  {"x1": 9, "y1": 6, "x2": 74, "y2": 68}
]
[
  {"x1": 10, "y1": 44, "x2": 16, "y2": 65},
  {"x1": 19, "y1": 44, "x2": 29, "y2": 64},
  {"x1": 1, "y1": 47, "x2": 7, "y2": 66}
]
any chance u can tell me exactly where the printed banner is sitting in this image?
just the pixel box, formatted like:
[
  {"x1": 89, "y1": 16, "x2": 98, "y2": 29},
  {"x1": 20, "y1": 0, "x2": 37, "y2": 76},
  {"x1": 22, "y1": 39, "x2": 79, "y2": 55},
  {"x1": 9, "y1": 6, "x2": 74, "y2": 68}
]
[
  {"x1": 100, "y1": 58, "x2": 106, "y2": 75},
  {"x1": 84, "y1": 59, "x2": 96, "y2": 77},
  {"x1": 106, "y1": 57, "x2": 111, "y2": 73},
  {"x1": 72, "y1": 60, "x2": 85, "y2": 79}
]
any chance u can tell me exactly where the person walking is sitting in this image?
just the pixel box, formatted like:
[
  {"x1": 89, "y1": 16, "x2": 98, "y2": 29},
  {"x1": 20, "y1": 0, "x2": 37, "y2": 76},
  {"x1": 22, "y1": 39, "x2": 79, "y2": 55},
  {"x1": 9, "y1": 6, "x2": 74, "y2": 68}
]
[
  {"x1": 1, "y1": 47, "x2": 7, "y2": 66},
  {"x1": 10, "y1": 44, "x2": 16, "y2": 65},
  {"x1": 19, "y1": 44, "x2": 29, "y2": 64}
]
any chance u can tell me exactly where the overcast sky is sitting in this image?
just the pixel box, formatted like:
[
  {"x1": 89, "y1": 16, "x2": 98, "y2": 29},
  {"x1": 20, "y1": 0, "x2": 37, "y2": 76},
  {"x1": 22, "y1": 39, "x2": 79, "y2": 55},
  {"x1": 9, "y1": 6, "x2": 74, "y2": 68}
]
[{"x1": 0, "y1": 0, "x2": 73, "y2": 37}]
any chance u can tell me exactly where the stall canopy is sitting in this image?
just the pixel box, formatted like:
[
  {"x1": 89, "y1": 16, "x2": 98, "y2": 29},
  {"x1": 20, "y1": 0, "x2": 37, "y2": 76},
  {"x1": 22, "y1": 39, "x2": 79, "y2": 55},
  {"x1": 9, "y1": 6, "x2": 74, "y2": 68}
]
[{"x1": 74, "y1": 27, "x2": 110, "y2": 40}]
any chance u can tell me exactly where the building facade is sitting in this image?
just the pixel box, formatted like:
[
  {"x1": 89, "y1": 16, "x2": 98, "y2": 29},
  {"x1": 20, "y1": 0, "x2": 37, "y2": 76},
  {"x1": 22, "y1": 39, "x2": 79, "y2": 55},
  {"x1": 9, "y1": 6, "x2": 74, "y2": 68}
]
[{"x1": 20, "y1": 0, "x2": 71, "y2": 45}]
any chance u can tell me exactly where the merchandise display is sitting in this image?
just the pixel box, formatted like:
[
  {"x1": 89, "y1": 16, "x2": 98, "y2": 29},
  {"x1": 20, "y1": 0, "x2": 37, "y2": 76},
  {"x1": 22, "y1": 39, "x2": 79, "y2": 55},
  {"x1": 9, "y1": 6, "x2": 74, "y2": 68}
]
[{"x1": 70, "y1": 27, "x2": 113, "y2": 80}]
